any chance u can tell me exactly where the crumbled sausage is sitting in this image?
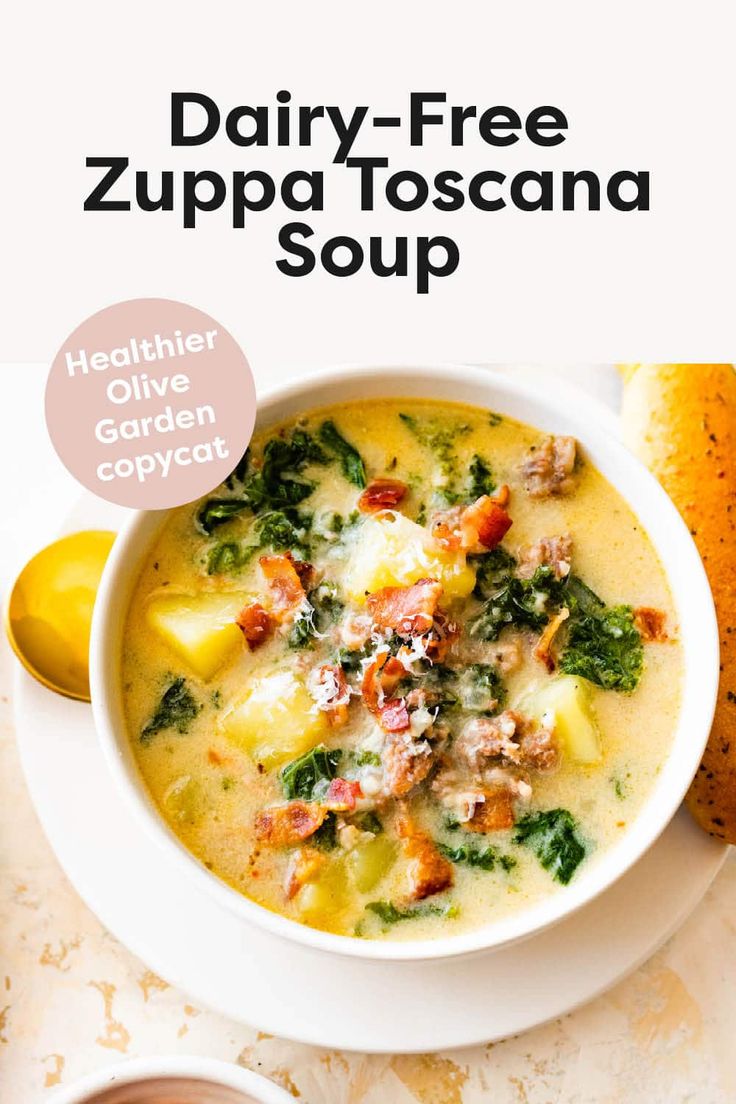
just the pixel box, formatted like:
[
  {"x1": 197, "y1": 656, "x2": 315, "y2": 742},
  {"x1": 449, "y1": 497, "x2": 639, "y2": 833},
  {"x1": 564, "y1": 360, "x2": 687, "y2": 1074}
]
[
  {"x1": 518, "y1": 535, "x2": 573, "y2": 580},
  {"x1": 382, "y1": 731, "x2": 434, "y2": 796},
  {"x1": 521, "y1": 436, "x2": 577, "y2": 497}
]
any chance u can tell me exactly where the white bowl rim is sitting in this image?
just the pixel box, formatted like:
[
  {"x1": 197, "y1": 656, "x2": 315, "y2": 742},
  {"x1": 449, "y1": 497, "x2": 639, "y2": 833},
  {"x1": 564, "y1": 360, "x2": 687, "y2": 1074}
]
[
  {"x1": 90, "y1": 362, "x2": 720, "y2": 963},
  {"x1": 47, "y1": 1054, "x2": 294, "y2": 1103}
]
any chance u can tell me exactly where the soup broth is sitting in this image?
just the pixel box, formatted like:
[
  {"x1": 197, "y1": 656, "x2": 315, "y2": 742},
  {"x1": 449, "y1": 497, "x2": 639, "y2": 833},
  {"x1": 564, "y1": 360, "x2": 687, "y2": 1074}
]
[{"x1": 122, "y1": 400, "x2": 681, "y2": 940}]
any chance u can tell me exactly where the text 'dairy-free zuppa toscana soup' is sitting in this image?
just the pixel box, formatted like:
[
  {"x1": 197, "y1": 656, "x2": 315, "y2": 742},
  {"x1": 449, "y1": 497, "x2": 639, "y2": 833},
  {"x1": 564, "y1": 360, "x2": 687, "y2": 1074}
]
[{"x1": 121, "y1": 399, "x2": 681, "y2": 940}]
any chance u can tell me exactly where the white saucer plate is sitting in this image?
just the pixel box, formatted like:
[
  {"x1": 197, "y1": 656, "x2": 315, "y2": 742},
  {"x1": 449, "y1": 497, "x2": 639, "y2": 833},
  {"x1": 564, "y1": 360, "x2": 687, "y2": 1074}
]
[{"x1": 12, "y1": 370, "x2": 728, "y2": 1052}]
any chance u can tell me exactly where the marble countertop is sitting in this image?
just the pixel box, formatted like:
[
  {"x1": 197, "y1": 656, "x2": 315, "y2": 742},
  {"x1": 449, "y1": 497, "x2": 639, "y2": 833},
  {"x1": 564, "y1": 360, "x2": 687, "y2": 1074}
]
[{"x1": 2, "y1": 365, "x2": 735, "y2": 1102}]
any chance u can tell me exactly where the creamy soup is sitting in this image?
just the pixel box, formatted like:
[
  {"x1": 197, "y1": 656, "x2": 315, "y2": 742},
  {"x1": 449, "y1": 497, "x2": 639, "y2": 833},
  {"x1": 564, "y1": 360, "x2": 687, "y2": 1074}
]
[{"x1": 122, "y1": 400, "x2": 681, "y2": 940}]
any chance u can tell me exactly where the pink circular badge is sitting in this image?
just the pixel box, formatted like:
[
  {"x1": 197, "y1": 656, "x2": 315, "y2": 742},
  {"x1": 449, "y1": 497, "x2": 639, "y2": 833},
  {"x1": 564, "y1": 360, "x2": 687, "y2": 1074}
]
[{"x1": 45, "y1": 298, "x2": 256, "y2": 509}]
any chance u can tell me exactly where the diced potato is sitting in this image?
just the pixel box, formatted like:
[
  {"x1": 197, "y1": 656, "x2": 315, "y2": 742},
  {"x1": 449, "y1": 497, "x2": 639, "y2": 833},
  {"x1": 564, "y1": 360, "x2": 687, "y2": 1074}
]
[
  {"x1": 146, "y1": 591, "x2": 247, "y2": 681},
  {"x1": 344, "y1": 512, "x2": 476, "y2": 602},
  {"x1": 162, "y1": 775, "x2": 202, "y2": 825},
  {"x1": 296, "y1": 859, "x2": 350, "y2": 931},
  {"x1": 221, "y1": 670, "x2": 327, "y2": 768},
  {"x1": 524, "y1": 675, "x2": 602, "y2": 765},
  {"x1": 346, "y1": 834, "x2": 398, "y2": 893}
]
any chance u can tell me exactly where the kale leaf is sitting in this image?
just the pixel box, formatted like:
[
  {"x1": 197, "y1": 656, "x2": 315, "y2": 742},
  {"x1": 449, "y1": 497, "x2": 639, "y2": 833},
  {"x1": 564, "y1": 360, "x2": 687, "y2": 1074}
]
[
  {"x1": 140, "y1": 678, "x2": 200, "y2": 744},
  {"x1": 469, "y1": 564, "x2": 565, "y2": 640},
  {"x1": 398, "y1": 412, "x2": 471, "y2": 482},
  {"x1": 198, "y1": 429, "x2": 326, "y2": 535},
  {"x1": 280, "y1": 744, "x2": 342, "y2": 800},
  {"x1": 514, "y1": 808, "x2": 587, "y2": 885},
  {"x1": 366, "y1": 900, "x2": 455, "y2": 924},
  {"x1": 561, "y1": 603, "x2": 643, "y2": 691},
  {"x1": 197, "y1": 499, "x2": 250, "y2": 535},
  {"x1": 311, "y1": 812, "x2": 338, "y2": 850},
  {"x1": 439, "y1": 841, "x2": 511, "y2": 871},
  {"x1": 456, "y1": 663, "x2": 506, "y2": 712},
  {"x1": 206, "y1": 540, "x2": 256, "y2": 575},
  {"x1": 468, "y1": 454, "x2": 496, "y2": 498},
  {"x1": 471, "y1": 546, "x2": 517, "y2": 600},
  {"x1": 318, "y1": 420, "x2": 367, "y2": 488},
  {"x1": 560, "y1": 575, "x2": 643, "y2": 692}
]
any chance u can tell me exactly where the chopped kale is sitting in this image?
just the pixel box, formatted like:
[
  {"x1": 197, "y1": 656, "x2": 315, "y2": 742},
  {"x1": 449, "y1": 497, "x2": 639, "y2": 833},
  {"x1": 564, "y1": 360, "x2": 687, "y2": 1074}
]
[
  {"x1": 514, "y1": 808, "x2": 587, "y2": 885},
  {"x1": 399, "y1": 412, "x2": 471, "y2": 480},
  {"x1": 561, "y1": 578, "x2": 643, "y2": 692},
  {"x1": 224, "y1": 447, "x2": 251, "y2": 490},
  {"x1": 221, "y1": 776, "x2": 235, "y2": 791},
  {"x1": 197, "y1": 498, "x2": 250, "y2": 535},
  {"x1": 469, "y1": 564, "x2": 565, "y2": 640},
  {"x1": 488, "y1": 412, "x2": 503, "y2": 427},
  {"x1": 206, "y1": 540, "x2": 256, "y2": 575},
  {"x1": 197, "y1": 430, "x2": 325, "y2": 533},
  {"x1": 456, "y1": 663, "x2": 506, "y2": 712},
  {"x1": 564, "y1": 574, "x2": 605, "y2": 617},
  {"x1": 471, "y1": 546, "x2": 517, "y2": 600},
  {"x1": 439, "y1": 840, "x2": 517, "y2": 872},
  {"x1": 280, "y1": 744, "x2": 343, "y2": 801},
  {"x1": 366, "y1": 900, "x2": 456, "y2": 925},
  {"x1": 318, "y1": 420, "x2": 367, "y2": 488},
  {"x1": 311, "y1": 812, "x2": 338, "y2": 850},
  {"x1": 256, "y1": 509, "x2": 312, "y2": 553},
  {"x1": 468, "y1": 454, "x2": 496, "y2": 498},
  {"x1": 140, "y1": 678, "x2": 200, "y2": 744},
  {"x1": 288, "y1": 581, "x2": 344, "y2": 649},
  {"x1": 439, "y1": 842, "x2": 501, "y2": 871}
]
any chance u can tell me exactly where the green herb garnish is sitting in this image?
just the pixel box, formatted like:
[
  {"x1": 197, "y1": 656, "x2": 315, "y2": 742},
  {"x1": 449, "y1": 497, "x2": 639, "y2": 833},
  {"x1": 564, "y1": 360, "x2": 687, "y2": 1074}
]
[
  {"x1": 514, "y1": 808, "x2": 586, "y2": 885},
  {"x1": 318, "y1": 420, "x2": 367, "y2": 488},
  {"x1": 140, "y1": 678, "x2": 200, "y2": 744},
  {"x1": 280, "y1": 745, "x2": 342, "y2": 801}
]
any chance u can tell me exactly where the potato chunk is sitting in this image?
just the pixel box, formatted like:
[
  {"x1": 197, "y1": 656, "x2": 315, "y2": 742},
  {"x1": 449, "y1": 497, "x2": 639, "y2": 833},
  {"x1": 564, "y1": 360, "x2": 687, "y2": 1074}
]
[
  {"x1": 524, "y1": 675, "x2": 602, "y2": 765},
  {"x1": 146, "y1": 591, "x2": 247, "y2": 680},
  {"x1": 344, "y1": 512, "x2": 475, "y2": 603},
  {"x1": 221, "y1": 670, "x2": 327, "y2": 768}
]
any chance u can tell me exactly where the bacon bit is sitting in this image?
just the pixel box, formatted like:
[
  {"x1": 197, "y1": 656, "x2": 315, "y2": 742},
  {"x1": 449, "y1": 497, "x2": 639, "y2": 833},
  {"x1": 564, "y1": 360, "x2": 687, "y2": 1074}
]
[
  {"x1": 287, "y1": 552, "x2": 316, "y2": 592},
  {"x1": 466, "y1": 790, "x2": 516, "y2": 832},
  {"x1": 378, "y1": 698, "x2": 411, "y2": 732},
  {"x1": 634, "y1": 607, "x2": 668, "y2": 642},
  {"x1": 358, "y1": 478, "x2": 408, "y2": 512},
  {"x1": 433, "y1": 493, "x2": 512, "y2": 552},
  {"x1": 534, "y1": 606, "x2": 570, "y2": 672},
  {"x1": 491, "y1": 483, "x2": 511, "y2": 508},
  {"x1": 367, "y1": 578, "x2": 443, "y2": 637},
  {"x1": 259, "y1": 554, "x2": 306, "y2": 611},
  {"x1": 254, "y1": 801, "x2": 327, "y2": 847},
  {"x1": 362, "y1": 651, "x2": 407, "y2": 713},
  {"x1": 235, "y1": 602, "x2": 274, "y2": 648},
  {"x1": 284, "y1": 846, "x2": 327, "y2": 899},
  {"x1": 424, "y1": 613, "x2": 460, "y2": 664},
  {"x1": 463, "y1": 495, "x2": 513, "y2": 549},
  {"x1": 397, "y1": 814, "x2": 454, "y2": 899},
  {"x1": 324, "y1": 777, "x2": 362, "y2": 812}
]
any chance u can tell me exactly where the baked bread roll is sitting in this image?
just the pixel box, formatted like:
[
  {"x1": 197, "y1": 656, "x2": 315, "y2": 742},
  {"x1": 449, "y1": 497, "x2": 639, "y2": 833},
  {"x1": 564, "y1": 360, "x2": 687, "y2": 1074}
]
[{"x1": 620, "y1": 364, "x2": 736, "y2": 842}]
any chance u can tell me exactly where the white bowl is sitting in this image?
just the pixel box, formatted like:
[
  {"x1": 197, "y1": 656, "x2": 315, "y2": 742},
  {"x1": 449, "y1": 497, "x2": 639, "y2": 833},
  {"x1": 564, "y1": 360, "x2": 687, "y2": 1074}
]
[
  {"x1": 47, "y1": 1055, "x2": 293, "y2": 1103},
  {"x1": 90, "y1": 364, "x2": 720, "y2": 963}
]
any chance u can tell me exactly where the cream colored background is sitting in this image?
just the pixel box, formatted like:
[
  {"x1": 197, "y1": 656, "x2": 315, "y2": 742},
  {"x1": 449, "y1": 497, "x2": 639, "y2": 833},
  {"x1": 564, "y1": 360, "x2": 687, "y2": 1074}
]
[
  {"x1": 1, "y1": 364, "x2": 735, "y2": 1101},
  {"x1": 2, "y1": 0, "x2": 734, "y2": 366}
]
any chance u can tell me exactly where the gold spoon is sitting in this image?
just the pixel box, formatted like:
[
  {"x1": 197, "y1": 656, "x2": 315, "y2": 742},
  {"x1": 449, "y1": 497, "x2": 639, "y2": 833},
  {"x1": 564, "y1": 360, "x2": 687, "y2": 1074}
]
[{"x1": 4, "y1": 530, "x2": 116, "y2": 702}]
